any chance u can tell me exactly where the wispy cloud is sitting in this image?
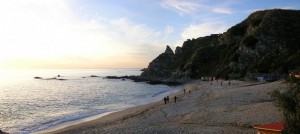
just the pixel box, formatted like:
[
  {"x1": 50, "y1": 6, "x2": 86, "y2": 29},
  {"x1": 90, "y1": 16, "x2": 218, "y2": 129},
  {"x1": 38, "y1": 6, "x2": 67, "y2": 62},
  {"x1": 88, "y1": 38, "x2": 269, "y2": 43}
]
[
  {"x1": 163, "y1": 25, "x2": 174, "y2": 41},
  {"x1": 172, "y1": 21, "x2": 228, "y2": 47},
  {"x1": 160, "y1": 0, "x2": 236, "y2": 15},
  {"x1": 280, "y1": 6, "x2": 297, "y2": 10},
  {"x1": 213, "y1": 7, "x2": 234, "y2": 14},
  {"x1": 110, "y1": 17, "x2": 160, "y2": 43},
  {"x1": 160, "y1": 0, "x2": 200, "y2": 14},
  {"x1": 181, "y1": 22, "x2": 228, "y2": 39}
]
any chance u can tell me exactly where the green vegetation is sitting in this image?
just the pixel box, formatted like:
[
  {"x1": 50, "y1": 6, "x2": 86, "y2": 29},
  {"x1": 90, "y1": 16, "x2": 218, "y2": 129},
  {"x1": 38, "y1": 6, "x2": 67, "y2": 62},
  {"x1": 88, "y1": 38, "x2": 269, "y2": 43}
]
[{"x1": 271, "y1": 82, "x2": 300, "y2": 134}]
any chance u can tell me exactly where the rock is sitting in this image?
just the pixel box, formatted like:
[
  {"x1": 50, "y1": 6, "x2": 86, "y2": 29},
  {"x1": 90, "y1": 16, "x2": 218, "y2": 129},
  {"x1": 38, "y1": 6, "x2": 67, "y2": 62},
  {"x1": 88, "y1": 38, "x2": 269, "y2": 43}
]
[
  {"x1": 141, "y1": 9, "x2": 300, "y2": 79},
  {"x1": 141, "y1": 45, "x2": 175, "y2": 79},
  {"x1": 165, "y1": 45, "x2": 174, "y2": 55},
  {"x1": 140, "y1": 68, "x2": 147, "y2": 71},
  {"x1": 175, "y1": 46, "x2": 183, "y2": 55},
  {"x1": 106, "y1": 76, "x2": 128, "y2": 79}
]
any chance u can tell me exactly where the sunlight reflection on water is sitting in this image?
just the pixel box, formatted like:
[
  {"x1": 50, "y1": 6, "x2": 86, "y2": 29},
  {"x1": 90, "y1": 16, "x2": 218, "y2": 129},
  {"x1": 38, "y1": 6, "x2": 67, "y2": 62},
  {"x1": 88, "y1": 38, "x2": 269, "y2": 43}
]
[{"x1": 0, "y1": 69, "x2": 180, "y2": 134}]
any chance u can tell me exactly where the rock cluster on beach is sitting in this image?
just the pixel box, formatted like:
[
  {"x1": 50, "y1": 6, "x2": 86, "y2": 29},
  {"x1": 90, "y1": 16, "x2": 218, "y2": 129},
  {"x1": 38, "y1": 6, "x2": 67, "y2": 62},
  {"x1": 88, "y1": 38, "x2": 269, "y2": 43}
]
[{"x1": 141, "y1": 9, "x2": 300, "y2": 79}]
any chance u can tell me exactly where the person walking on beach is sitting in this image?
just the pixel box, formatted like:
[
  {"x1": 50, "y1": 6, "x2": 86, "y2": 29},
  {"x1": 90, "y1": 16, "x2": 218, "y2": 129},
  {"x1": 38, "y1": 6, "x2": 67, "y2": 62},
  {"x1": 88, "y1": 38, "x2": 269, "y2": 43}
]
[
  {"x1": 163, "y1": 97, "x2": 167, "y2": 104},
  {"x1": 166, "y1": 96, "x2": 169, "y2": 103},
  {"x1": 184, "y1": 89, "x2": 186, "y2": 94},
  {"x1": 228, "y1": 81, "x2": 231, "y2": 86},
  {"x1": 174, "y1": 96, "x2": 177, "y2": 103},
  {"x1": 221, "y1": 81, "x2": 223, "y2": 86}
]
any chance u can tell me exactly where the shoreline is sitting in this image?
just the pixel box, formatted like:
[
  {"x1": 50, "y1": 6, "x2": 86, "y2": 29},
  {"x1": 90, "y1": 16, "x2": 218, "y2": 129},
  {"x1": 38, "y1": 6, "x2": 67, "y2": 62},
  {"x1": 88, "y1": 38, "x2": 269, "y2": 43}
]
[
  {"x1": 34, "y1": 80, "x2": 287, "y2": 134},
  {"x1": 32, "y1": 112, "x2": 115, "y2": 134},
  {"x1": 33, "y1": 81, "x2": 192, "y2": 134}
]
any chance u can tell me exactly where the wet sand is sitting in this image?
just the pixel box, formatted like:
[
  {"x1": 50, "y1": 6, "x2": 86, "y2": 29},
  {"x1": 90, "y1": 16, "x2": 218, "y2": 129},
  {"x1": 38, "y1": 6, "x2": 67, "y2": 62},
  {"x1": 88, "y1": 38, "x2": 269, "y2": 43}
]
[{"x1": 35, "y1": 80, "x2": 287, "y2": 134}]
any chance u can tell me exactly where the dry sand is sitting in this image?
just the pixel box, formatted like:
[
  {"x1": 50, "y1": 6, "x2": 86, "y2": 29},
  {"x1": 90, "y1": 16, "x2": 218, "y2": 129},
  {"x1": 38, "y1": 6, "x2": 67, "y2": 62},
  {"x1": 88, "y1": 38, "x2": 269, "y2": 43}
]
[{"x1": 35, "y1": 80, "x2": 288, "y2": 134}]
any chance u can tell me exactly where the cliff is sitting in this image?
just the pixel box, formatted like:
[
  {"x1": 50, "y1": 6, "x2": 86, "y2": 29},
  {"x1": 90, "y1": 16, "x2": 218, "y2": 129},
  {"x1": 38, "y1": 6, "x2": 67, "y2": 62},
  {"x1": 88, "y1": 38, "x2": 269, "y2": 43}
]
[
  {"x1": 141, "y1": 9, "x2": 300, "y2": 79},
  {"x1": 141, "y1": 45, "x2": 174, "y2": 79}
]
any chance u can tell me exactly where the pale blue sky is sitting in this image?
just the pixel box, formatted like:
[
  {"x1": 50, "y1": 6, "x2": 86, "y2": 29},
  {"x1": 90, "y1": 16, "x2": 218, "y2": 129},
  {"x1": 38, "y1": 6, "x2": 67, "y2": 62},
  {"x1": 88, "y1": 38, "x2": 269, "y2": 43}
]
[{"x1": 0, "y1": 0, "x2": 299, "y2": 68}]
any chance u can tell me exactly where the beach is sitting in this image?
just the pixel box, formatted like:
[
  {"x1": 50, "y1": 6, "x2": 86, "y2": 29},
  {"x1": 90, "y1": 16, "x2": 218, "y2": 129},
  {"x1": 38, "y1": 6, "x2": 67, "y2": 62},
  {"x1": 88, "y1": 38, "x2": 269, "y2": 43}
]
[{"x1": 35, "y1": 80, "x2": 288, "y2": 134}]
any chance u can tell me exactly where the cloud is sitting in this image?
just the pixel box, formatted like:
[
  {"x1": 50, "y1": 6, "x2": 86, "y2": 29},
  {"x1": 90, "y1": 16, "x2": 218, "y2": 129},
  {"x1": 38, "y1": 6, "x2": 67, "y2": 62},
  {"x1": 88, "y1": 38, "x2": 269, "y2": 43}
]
[
  {"x1": 181, "y1": 22, "x2": 228, "y2": 40},
  {"x1": 160, "y1": 0, "x2": 237, "y2": 15},
  {"x1": 0, "y1": 0, "x2": 166, "y2": 68},
  {"x1": 163, "y1": 25, "x2": 174, "y2": 41},
  {"x1": 161, "y1": 0, "x2": 200, "y2": 14},
  {"x1": 280, "y1": 6, "x2": 297, "y2": 10},
  {"x1": 171, "y1": 21, "x2": 229, "y2": 48},
  {"x1": 110, "y1": 17, "x2": 160, "y2": 43},
  {"x1": 213, "y1": 7, "x2": 234, "y2": 14},
  {"x1": 0, "y1": 0, "x2": 78, "y2": 58}
]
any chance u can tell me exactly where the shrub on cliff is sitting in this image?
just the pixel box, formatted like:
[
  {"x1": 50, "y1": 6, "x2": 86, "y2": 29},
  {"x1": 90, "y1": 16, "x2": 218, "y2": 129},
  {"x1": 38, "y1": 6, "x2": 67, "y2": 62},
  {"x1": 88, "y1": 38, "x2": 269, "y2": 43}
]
[{"x1": 271, "y1": 84, "x2": 300, "y2": 134}]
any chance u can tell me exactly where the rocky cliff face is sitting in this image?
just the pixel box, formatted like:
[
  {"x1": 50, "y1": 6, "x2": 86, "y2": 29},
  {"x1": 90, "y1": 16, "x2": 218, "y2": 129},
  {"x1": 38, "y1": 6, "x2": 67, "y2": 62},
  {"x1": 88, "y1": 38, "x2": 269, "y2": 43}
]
[
  {"x1": 142, "y1": 9, "x2": 300, "y2": 79},
  {"x1": 141, "y1": 45, "x2": 175, "y2": 79}
]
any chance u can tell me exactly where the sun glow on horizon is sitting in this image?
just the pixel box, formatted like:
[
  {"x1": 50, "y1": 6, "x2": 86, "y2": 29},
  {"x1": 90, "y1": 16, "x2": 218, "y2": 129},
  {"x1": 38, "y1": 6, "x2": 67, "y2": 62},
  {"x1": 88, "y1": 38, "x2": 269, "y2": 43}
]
[
  {"x1": 0, "y1": 0, "x2": 161, "y2": 69},
  {"x1": 1, "y1": 0, "x2": 299, "y2": 69}
]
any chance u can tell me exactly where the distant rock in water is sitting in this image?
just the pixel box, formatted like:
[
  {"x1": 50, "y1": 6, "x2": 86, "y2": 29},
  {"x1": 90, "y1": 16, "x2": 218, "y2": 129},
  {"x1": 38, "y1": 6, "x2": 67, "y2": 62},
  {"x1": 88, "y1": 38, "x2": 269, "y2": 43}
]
[
  {"x1": 141, "y1": 9, "x2": 300, "y2": 79},
  {"x1": 44, "y1": 77, "x2": 62, "y2": 80},
  {"x1": 34, "y1": 76, "x2": 43, "y2": 79},
  {"x1": 90, "y1": 75, "x2": 99, "y2": 77},
  {"x1": 106, "y1": 76, "x2": 125, "y2": 79},
  {"x1": 105, "y1": 75, "x2": 182, "y2": 86},
  {"x1": 56, "y1": 78, "x2": 67, "y2": 81},
  {"x1": 34, "y1": 76, "x2": 67, "y2": 81}
]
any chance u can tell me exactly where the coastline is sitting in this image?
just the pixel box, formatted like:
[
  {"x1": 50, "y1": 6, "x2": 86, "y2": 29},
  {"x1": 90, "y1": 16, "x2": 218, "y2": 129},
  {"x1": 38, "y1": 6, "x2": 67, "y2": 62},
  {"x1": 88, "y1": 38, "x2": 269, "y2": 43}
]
[
  {"x1": 33, "y1": 101, "x2": 165, "y2": 134},
  {"x1": 34, "y1": 80, "x2": 287, "y2": 134},
  {"x1": 33, "y1": 81, "x2": 190, "y2": 134}
]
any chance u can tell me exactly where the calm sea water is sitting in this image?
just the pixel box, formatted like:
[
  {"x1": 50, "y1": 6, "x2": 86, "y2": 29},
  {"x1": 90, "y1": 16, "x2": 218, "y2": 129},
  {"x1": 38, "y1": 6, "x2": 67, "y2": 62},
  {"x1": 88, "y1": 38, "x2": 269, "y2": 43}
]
[{"x1": 0, "y1": 69, "x2": 181, "y2": 134}]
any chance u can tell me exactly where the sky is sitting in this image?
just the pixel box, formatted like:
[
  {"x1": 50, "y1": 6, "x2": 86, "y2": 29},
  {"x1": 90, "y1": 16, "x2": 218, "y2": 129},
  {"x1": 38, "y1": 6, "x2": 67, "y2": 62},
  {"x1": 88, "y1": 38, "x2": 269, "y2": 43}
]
[{"x1": 0, "y1": 0, "x2": 299, "y2": 69}]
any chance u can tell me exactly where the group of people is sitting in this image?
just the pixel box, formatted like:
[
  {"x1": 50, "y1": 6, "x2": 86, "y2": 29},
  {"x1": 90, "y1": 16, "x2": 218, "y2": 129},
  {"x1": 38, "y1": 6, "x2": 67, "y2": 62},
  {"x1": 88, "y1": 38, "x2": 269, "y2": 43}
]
[
  {"x1": 183, "y1": 89, "x2": 191, "y2": 94},
  {"x1": 163, "y1": 96, "x2": 177, "y2": 104},
  {"x1": 163, "y1": 96, "x2": 169, "y2": 104},
  {"x1": 220, "y1": 81, "x2": 231, "y2": 86},
  {"x1": 163, "y1": 88, "x2": 192, "y2": 104}
]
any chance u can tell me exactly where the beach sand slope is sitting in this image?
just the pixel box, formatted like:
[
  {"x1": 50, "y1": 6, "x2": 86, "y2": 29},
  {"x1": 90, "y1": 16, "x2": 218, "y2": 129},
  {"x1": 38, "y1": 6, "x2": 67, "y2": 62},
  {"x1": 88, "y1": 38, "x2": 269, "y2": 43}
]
[{"x1": 43, "y1": 81, "x2": 287, "y2": 134}]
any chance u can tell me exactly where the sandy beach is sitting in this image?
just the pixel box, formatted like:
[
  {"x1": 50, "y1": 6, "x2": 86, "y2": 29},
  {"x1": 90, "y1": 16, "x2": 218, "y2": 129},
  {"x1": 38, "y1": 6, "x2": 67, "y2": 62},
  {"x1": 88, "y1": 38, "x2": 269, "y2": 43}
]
[{"x1": 35, "y1": 80, "x2": 288, "y2": 134}]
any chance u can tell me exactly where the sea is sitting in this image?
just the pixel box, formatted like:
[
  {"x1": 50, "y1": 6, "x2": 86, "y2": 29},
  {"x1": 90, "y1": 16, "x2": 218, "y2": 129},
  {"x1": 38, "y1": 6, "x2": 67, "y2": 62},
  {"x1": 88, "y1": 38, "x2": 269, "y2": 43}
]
[{"x1": 0, "y1": 69, "x2": 181, "y2": 134}]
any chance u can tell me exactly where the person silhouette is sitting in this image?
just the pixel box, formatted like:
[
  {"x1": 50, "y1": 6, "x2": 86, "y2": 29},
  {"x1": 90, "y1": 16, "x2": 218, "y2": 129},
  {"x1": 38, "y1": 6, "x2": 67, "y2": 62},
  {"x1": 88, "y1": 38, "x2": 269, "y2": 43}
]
[
  {"x1": 174, "y1": 96, "x2": 177, "y2": 103},
  {"x1": 163, "y1": 97, "x2": 167, "y2": 104},
  {"x1": 166, "y1": 96, "x2": 169, "y2": 103},
  {"x1": 184, "y1": 89, "x2": 186, "y2": 94}
]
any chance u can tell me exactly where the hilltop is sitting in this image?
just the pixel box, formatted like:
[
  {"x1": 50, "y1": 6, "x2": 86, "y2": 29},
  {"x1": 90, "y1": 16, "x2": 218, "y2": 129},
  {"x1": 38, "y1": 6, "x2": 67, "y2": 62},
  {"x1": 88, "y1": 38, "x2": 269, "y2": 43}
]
[{"x1": 141, "y1": 9, "x2": 300, "y2": 79}]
